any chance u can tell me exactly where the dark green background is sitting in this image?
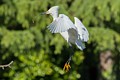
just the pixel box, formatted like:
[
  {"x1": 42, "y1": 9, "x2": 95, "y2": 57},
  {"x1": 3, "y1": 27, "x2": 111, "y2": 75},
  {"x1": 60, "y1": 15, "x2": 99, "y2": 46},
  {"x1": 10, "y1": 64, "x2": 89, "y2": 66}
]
[{"x1": 0, "y1": 0, "x2": 120, "y2": 80}]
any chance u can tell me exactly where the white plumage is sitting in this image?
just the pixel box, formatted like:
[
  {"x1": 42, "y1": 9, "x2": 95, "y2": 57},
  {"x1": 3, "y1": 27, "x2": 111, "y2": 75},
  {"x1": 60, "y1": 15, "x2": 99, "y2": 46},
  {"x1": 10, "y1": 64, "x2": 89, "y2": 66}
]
[
  {"x1": 45, "y1": 6, "x2": 89, "y2": 50},
  {"x1": 74, "y1": 17, "x2": 89, "y2": 42},
  {"x1": 47, "y1": 14, "x2": 76, "y2": 33}
]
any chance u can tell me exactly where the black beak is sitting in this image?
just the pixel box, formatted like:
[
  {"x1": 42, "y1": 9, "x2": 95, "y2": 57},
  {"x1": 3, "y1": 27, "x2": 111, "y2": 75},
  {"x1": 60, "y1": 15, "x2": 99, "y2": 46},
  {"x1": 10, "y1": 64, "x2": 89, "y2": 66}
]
[
  {"x1": 40, "y1": 12, "x2": 46, "y2": 15},
  {"x1": 41, "y1": 11, "x2": 50, "y2": 15}
]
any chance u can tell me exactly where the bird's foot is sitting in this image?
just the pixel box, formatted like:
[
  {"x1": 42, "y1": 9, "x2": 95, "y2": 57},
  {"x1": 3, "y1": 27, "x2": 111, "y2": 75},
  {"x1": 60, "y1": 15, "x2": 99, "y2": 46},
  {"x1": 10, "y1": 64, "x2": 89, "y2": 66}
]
[{"x1": 63, "y1": 61, "x2": 71, "y2": 72}]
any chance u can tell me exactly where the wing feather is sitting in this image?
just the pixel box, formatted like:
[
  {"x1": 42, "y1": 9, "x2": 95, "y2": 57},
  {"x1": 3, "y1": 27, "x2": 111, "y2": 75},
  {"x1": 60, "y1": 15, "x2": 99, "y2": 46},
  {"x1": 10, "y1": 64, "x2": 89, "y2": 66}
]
[
  {"x1": 47, "y1": 14, "x2": 75, "y2": 33},
  {"x1": 74, "y1": 17, "x2": 89, "y2": 42}
]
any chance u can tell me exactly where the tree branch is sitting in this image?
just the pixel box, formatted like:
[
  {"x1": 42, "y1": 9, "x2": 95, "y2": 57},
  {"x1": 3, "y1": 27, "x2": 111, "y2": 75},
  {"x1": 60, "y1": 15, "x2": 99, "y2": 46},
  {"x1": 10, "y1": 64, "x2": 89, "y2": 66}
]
[{"x1": 0, "y1": 61, "x2": 13, "y2": 69}]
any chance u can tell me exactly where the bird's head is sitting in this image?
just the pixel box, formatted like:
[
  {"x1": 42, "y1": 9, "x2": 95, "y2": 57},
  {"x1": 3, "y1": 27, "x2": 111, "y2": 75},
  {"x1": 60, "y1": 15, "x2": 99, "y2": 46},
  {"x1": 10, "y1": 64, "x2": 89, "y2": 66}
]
[
  {"x1": 41, "y1": 6, "x2": 59, "y2": 16},
  {"x1": 46, "y1": 6, "x2": 59, "y2": 14},
  {"x1": 41, "y1": 6, "x2": 59, "y2": 20}
]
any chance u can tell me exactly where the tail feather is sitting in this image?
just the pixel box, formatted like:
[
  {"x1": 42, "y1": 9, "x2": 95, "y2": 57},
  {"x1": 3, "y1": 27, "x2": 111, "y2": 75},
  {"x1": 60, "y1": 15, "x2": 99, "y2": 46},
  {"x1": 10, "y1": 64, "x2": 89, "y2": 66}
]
[{"x1": 75, "y1": 39, "x2": 85, "y2": 50}]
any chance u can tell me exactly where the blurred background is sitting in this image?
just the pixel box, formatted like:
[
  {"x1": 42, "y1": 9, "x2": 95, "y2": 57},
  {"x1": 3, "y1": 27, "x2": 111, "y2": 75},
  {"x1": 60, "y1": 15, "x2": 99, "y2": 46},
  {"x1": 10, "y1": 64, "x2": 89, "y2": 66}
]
[{"x1": 0, "y1": 0, "x2": 120, "y2": 80}]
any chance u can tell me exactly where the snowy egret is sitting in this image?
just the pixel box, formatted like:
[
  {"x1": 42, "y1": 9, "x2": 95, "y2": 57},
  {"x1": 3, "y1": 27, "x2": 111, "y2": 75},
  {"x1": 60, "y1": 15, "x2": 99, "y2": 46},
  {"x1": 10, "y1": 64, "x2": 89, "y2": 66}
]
[{"x1": 42, "y1": 6, "x2": 89, "y2": 72}]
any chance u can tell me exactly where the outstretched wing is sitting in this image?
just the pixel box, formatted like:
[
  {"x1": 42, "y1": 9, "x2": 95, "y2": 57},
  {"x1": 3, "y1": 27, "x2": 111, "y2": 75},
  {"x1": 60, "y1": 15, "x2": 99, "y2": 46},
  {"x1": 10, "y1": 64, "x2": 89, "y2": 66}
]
[
  {"x1": 74, "y1": 17, "x2": 89, "y2": 42},
  {"x1": 47, "y1": 14, "x2": 76, "y2": 33}
]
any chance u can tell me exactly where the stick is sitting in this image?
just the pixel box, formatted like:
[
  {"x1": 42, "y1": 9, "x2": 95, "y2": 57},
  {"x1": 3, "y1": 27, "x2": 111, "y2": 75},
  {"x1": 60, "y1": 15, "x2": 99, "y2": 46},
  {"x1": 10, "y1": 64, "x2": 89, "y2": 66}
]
[{"x1": 0, "y1": 61, "x2": 13, "y2": 69}]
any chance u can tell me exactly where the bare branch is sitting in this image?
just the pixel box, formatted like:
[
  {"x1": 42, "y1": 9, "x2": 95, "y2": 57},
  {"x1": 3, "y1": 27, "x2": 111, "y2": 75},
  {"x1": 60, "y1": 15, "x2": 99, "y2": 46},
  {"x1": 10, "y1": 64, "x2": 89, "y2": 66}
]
[{"x1": 0, "y1": 61, "x2": 13, "y2": 69}]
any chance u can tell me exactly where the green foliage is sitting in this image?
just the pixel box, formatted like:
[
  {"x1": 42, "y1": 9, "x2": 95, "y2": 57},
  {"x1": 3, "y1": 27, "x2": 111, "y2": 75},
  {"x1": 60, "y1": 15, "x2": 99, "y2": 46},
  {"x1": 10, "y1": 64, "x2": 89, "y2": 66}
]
[
  {"x1": 89, "y1": 27, "x2": 120, "y2": 52},
  {"x1": 0, "y1": 0, "x2": 120, "y2": 80},
  {"x1": 1, "y1": 29, "x2": 35, "y2": 53}
]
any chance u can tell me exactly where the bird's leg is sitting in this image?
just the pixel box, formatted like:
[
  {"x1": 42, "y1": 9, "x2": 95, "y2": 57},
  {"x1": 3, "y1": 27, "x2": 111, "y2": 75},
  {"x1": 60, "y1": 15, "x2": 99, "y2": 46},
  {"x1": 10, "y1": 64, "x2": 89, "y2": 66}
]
[{"x1": 63, "y1": 45, "x2": 74, "y2": 72}]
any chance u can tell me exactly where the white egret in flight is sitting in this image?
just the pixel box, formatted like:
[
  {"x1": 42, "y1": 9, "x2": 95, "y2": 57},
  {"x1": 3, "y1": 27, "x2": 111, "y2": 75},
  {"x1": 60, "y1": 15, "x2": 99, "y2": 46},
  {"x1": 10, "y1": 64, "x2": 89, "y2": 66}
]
[{"x1": 42, "y1": 6, "x2": 89, "y2": 72}]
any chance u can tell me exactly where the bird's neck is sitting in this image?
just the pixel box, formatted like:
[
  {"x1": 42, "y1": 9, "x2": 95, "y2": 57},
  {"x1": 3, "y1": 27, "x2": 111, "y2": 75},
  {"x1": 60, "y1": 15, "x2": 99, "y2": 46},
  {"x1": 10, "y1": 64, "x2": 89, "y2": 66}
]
[{"x1": 51, "y1": 12, "x2": 58, "y2": 20}]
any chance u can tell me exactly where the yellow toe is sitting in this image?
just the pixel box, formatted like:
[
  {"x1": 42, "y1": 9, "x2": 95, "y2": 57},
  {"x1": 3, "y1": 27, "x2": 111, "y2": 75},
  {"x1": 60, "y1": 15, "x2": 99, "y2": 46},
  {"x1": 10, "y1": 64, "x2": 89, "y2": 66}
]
[{"x1": 63, "y1": 62, "x2": 71, "y2": 72}]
